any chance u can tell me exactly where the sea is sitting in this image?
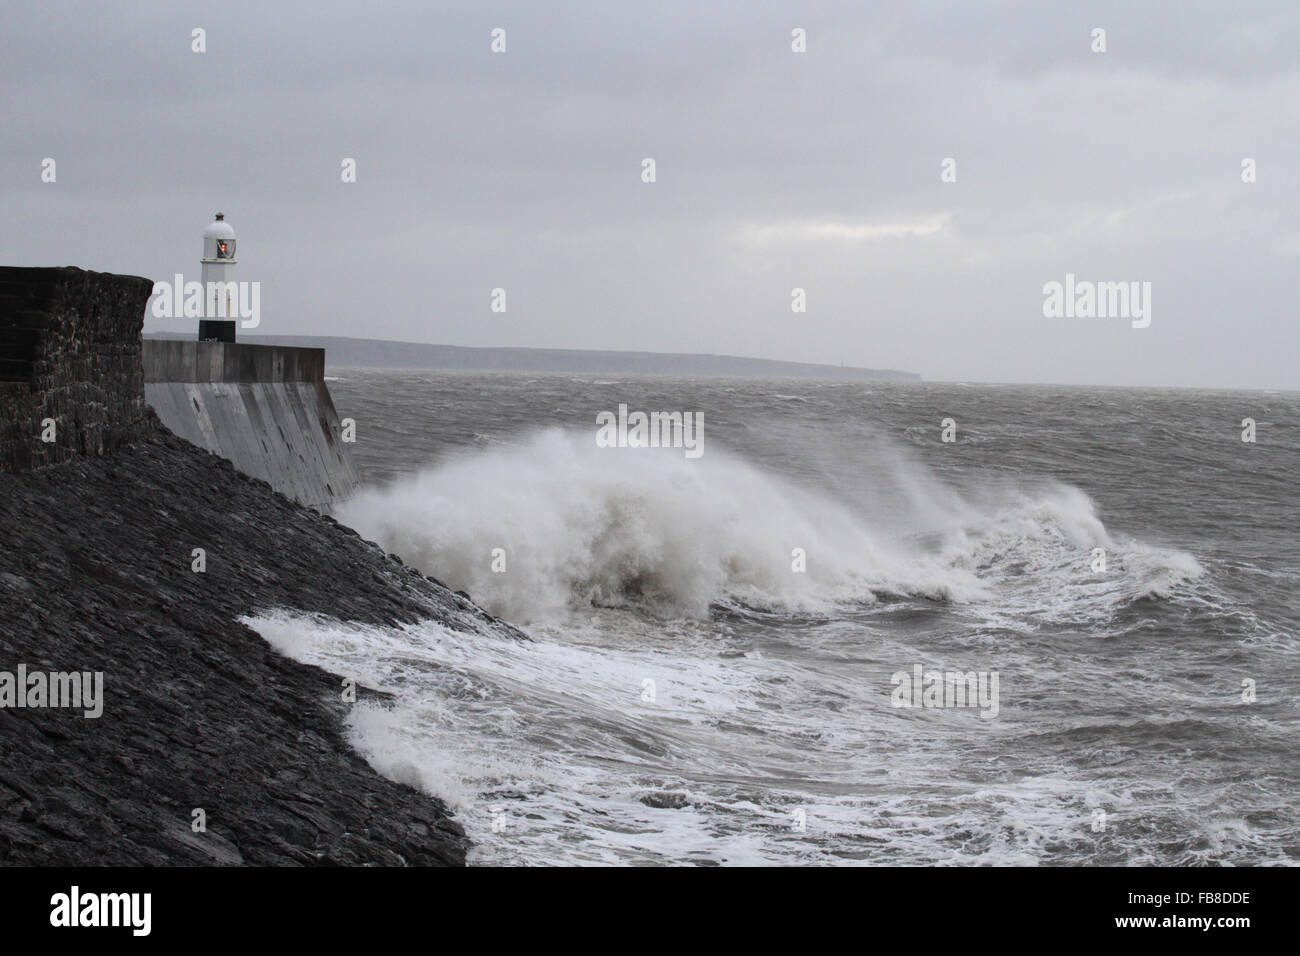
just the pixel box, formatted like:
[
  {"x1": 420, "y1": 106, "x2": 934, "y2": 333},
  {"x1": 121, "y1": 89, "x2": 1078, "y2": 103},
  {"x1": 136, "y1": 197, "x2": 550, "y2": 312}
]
[{"x1": 245, "y1": 372, "x2": 1300, "y2": 865}]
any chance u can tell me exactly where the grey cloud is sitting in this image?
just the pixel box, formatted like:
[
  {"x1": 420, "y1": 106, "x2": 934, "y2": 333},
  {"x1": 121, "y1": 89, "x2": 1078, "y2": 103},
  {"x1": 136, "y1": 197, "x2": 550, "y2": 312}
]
[{"x1": 2, "y1": 0, "x2": 1296, "y2": 388}]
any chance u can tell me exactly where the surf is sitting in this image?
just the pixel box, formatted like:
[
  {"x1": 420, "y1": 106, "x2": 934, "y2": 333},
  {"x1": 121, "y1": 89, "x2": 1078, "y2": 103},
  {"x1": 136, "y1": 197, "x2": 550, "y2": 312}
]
[{"x1": 334, "y1": 428, "x2": 1203, "y2": 624}]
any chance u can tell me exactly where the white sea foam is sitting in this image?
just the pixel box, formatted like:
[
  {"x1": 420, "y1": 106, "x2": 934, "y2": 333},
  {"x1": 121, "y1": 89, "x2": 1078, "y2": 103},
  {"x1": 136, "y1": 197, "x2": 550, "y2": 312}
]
[
  {"x1": 335, "y1": 428, "x2": 1203, "y2": 624},
  {"x1": 245, "y1": 603, "x2": 1265, "y2": 866}
]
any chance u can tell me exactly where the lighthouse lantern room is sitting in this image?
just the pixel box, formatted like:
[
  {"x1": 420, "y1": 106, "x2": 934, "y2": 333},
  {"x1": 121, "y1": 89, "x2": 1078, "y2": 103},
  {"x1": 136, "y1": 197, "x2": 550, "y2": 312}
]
[{"x1": 198, "y1": 212, "x2": 238, "y2": 343}]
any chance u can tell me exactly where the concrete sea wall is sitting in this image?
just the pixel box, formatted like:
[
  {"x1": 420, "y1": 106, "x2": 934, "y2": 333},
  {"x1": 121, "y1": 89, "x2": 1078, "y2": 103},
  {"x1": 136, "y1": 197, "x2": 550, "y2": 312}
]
[{"x1": 143, "y1": 340, "x2": 358, "y2": 510}]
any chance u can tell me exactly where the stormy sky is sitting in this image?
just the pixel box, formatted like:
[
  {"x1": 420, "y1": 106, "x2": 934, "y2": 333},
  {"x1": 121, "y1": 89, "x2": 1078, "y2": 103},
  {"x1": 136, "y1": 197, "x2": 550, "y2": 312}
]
[{"x1": 4, "y1": 1, "x2": 1297, "y2": 388}]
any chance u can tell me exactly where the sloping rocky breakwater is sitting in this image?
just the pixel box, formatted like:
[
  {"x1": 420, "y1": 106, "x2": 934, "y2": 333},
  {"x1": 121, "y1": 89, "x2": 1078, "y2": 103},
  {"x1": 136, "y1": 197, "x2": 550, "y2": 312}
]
[{"x1": 0, "y1": 418, "x2": 519, "y2": 865}]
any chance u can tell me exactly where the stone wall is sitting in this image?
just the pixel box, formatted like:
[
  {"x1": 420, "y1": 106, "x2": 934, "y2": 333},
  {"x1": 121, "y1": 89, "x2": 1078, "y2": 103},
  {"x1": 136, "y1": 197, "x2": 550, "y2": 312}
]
[{"x1": 0, "y1": 266, "x2": 156, "y2": 472}]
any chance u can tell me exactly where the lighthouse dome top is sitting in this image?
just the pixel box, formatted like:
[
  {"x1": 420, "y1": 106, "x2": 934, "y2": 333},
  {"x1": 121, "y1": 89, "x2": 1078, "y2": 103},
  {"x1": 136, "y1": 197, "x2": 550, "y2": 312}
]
[
  {"x1": 203, "y1": 213, "x2": 236, "y2": 240},
  {"x1": 202, "y1": 213, "x2": 236, "y2": 260}
]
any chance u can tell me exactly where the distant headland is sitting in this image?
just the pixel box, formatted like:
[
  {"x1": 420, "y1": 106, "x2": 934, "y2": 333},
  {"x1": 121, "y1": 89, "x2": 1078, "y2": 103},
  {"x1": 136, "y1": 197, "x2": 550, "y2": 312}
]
[{"x1": 145, "y1": 333, "x2": 921, "y2": 382}]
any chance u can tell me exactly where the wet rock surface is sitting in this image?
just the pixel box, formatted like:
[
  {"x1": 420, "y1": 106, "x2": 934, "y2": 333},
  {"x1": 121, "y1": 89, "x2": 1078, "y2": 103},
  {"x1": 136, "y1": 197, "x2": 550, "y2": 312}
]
[{"x1": 0, "y1": 422, "x2": 518, "y2": 865}]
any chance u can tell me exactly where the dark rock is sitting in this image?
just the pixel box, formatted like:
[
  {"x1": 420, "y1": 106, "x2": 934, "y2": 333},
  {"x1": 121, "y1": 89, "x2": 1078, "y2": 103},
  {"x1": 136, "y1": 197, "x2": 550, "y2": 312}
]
[
  {"x1": 640, "y1": 791, "x2": 692, "y2": 810},
  {"x1": 0, "y1": 427, "x2": 525, "y2": 865}
]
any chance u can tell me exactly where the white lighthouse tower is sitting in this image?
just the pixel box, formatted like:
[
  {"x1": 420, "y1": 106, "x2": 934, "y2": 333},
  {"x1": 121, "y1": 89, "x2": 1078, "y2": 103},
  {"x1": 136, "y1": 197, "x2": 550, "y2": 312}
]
[{"x1": 199, "y1": 212, "x2": 238, "y2": 342}]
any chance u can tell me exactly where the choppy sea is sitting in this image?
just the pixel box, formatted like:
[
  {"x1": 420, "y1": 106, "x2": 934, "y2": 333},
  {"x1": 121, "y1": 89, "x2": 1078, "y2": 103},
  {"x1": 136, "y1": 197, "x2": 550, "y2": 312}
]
[{"x1": 248, "y1": 373, "x2": 1300, "y2": 865}]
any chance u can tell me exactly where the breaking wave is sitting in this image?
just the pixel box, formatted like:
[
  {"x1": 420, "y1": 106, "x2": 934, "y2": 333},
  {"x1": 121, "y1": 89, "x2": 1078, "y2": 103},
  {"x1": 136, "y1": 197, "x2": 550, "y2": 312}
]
[{"x1": 335, "y1": 429, "x2": 1203, "y2": 623}]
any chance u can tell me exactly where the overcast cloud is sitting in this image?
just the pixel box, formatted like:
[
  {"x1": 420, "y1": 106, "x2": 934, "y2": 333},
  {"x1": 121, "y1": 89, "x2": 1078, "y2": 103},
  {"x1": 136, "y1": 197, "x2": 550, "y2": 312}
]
[{"x1": 4, "y1": 1, "x2": 1298, "y2": 388}]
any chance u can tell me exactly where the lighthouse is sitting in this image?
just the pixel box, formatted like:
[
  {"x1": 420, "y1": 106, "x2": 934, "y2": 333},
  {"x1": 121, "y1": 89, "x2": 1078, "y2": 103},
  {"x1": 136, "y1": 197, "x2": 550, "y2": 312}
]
[{"x1": 198, "y1": 212, "x2": 238, "y2": 342}]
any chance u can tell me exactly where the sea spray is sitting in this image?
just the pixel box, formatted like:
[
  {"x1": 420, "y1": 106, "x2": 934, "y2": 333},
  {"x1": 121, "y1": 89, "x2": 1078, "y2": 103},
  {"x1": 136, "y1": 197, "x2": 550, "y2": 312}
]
[
  {"x1": 335, "y1": 429, "x2": 976, "y2": 621},
  {"x1": 333, "y1": 428, "x2": 1205, "y2": 624}
]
